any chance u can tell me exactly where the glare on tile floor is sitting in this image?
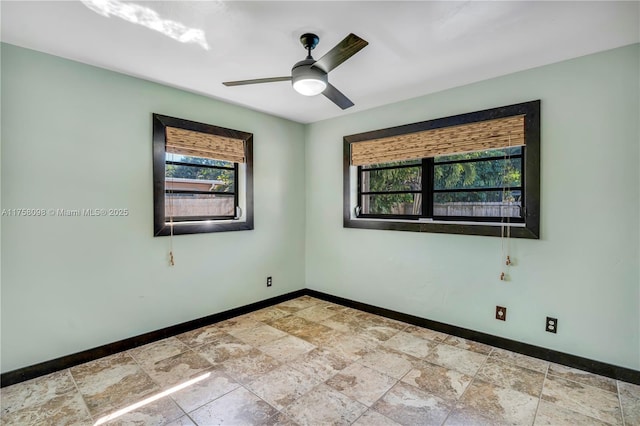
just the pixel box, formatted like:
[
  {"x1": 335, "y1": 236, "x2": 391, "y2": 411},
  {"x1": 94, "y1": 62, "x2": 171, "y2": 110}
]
[{"x1": 94, "y1": 372, "x2": 211, "y2": 425}]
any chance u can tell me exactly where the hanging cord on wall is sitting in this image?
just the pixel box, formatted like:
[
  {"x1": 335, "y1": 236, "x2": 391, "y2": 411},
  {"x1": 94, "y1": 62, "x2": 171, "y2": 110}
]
[
  {"x1": 500, "y1": 134, "x2": 513, "y2": 281},
  {"x1": 169, "y1": 224, "x2": 175, "y2": 266},
  {"x1": 168, "y1": 171, "x2": 175, "y2": 267}
]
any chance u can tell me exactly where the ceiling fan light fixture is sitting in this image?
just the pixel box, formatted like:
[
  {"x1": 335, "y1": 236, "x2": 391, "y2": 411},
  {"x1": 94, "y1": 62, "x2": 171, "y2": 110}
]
[
  {"x1": 293, "y1": 78, "x2": 327, "y2": 96},
  {"x1": 291, "y1": 59, "x2": 328, "y2": 96}
]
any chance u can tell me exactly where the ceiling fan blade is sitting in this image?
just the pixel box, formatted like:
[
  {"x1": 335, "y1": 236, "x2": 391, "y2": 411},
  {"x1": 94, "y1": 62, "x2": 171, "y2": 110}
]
[
  {"x1": 323, "y1": 83, "x2": 354, "y2": 110},
  {"x1": 223, "y1": 76, "x2": 291, "y2": 86},
  {"x1": 311, "y1": 33, "x2": 368, "y2": 73}
]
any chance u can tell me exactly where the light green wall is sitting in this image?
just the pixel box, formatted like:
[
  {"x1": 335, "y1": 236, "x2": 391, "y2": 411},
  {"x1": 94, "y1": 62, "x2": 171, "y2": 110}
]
[
  {"x1": 305, "y1": 44, "x2": 640, "y2": 369},
  {"x1": 2, "y1": 42, "x2": 639, "y2": 374},
  {"x1": 0, "y1": 44, "x2": 306, "y2": 373}
]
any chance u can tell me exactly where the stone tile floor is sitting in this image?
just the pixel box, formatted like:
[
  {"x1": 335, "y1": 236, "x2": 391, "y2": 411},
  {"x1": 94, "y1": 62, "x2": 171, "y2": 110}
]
[{"x1": 1, "y1": 296, "x2": 638, "y2": 425}]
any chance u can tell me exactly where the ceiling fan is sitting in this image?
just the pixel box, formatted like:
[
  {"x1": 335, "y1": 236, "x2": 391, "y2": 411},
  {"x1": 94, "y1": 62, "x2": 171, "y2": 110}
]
[{"x1": 223, "y1": 33, "x2": 368, "y2": 110}]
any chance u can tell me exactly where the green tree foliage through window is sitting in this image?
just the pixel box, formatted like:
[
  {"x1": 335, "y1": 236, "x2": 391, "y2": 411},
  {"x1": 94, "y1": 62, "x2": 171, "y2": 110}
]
[
  {"x1": 165, "y1": 154, "x2": 234, "y2": 192},
  {"x1": 360, "y1": 147, "x2": 523, "y2": 218},
  {"x1": 362, "y1": 161, "x2": 421, "y2": 215}
]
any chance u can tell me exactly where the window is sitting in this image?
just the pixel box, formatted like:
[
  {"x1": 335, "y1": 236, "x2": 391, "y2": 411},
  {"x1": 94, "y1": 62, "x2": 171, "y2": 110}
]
[
  {"x1": 344, "y1": 101, "x2": 540, "y2": 238},
  {"x1": 165, "y1": 153, "x2": 237, "y2": 220},
  {"x1": 359, "y1": 160, "x2": 423, "y2": 218},
  {"x1": 358, "y1": 147, "x2": 524, "y2": 221},
  {"x1": 153, "y1": 114, "x2": 253, "y2": 236},
  {"x1": 432, "y1": 147, "x2": 523, "y2": 221}
]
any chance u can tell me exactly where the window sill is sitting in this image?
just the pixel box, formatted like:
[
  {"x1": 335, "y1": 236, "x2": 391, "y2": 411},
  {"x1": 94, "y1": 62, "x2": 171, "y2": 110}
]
[
  {"x1": 354, "y1": 217, "x2": 526, "y2": 227},
  {"x1": 344, "y1": 216, "x2": 537, "y2": 239},
  {"x1": 155, "y1": 219, "x2": 253, "y2": 236}
]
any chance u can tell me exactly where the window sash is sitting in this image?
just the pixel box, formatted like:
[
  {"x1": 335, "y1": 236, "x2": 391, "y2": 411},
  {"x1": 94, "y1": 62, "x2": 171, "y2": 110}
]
[
  {"x1": 164, "y1": 162, "x2": 239, "y2": 221},
  {"x1": 357, "y1": 151, "x2": 525, "y2": 222},
  {"x1": 165, "y1": 160, "x2": 236, "y2": 194}
]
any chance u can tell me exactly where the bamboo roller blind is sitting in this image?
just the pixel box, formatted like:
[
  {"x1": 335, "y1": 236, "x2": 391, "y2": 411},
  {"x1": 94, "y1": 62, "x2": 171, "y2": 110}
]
[
  {"x1": 351, "y1": 115, "x2": 525, "y2": 166},
  {"x1": 166, "y1": 126, "x2": 245, "y2": 163}
]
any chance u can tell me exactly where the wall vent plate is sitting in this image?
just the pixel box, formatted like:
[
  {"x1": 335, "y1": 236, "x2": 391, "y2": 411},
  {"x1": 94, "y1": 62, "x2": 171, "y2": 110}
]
[
  {"x1": 546, "y1": 317, "x2": 558, "y2": 333},
  {"x1": 496, "y1": 306, "x2": 507, "y2": 321}
]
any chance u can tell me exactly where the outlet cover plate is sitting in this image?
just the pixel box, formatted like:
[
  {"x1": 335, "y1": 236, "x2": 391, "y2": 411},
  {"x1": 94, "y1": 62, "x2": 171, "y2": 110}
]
[
  {"x1": 546, "y1": 317, "x2": 558, "y2": 333},
  {"x1": 496, "y1": 306, "x2": 507, "y2": 321}
]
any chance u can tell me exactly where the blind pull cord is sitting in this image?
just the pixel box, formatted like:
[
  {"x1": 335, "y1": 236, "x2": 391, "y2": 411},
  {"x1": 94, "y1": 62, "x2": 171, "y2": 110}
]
[
  {"x1": 168, "y1": 156, "x2": 176, "y2": 267},
  {"x1": 169, "y1": 199, "x2": 175, "y2": 266},
  {"x1": 500, "y1": 134, "x2": 513, "y2": 281}
]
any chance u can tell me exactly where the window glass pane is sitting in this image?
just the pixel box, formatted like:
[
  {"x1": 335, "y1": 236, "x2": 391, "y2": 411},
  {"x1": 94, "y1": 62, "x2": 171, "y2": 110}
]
[
  {"x1": 435, "y1": 147, "x2": 522, "y2": 163},
  {"x1": 434, "y1": 191, "x2": 521, "y2": 218},
  {"x1": 165, "y1": 193, "x2": 235, "y2": 219},
  {"x1": 361, "y1": 166, "x2": 421, "y2": 192},
  {"x1": 166, "y1": 153, "x2": 234, "y2": 168},
  {"x1": 361, "y1": 193, "x2": 422, "y2": 215},
  {"x1": 434, "y1": 158, "x2": 521, "y2": 190},
  {"x1": 362, "y1": 159, "x2": 421, "y2": 169},
  {"x1": 166, "y1": 163, "x2": 235, "y2": 193}
]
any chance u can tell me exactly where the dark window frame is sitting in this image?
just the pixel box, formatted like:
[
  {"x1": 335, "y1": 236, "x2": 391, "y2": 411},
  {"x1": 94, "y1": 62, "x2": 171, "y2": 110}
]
[
  {"x1": 153, "y1": 114, "x2": 253, "y2": 236},
  {"x1": 343, "y1": 100, "x2": 540, "y2": 239}
]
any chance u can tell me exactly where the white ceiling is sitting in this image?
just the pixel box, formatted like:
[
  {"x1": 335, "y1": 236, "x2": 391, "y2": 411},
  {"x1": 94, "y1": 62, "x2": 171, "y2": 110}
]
[{"x1": 2, "y1": 1, "x2": 638, "y2": 123}]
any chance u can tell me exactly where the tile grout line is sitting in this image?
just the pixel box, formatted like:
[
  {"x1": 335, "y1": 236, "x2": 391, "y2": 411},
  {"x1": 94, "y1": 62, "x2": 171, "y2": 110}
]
[
  {"x1": 254, "y1": 308, "x2": 348, "y2": 424},
  {"x1": 545, "y1": 370, "x2": 621, "y2": 396},
  {"x1": 438, "y1": 345, "x2": 493, "y2": 425},
  {"x1": 230, "y1": 308, "x2": 326, "y2": 419},
  {"x1": 180, "y1": 385, "x2": 241, "y2": 420},
  {"x1": 173, "y1": 367, "x2": 241, "y2": 419},
  {"x1": 66, "y1": 368, "x2": 96, "y2": 425},
  {"x1": 239, "y1": 382, "x2": 283, "y2": 420},
  {"x1": 617, "y1": 380, "x2": 626, "y2": 426},
  {"x1": 182, "y1": 410, "x2": 200, "y2": 426},
  {"x1": 531, "y1": 357, "x2": 550, "y2": 425},
  {"x1": 347, "y1": 364, "x2": 400, "y2": 425},
  {"x1": 307, "y1": 316, "x2": 404, "y2": 425},
  {"x1": 353, "y1": 325, "x2": 482, "y2": 424},
  {"x1": 319, "y1": 349, "x2": 386, "y2": 405},
  {"x1": 0, "y1": 370, "x2": 87, "y2": 422},
  {"x1": 349, "y1": 335, "x2": 449, "y2": 425},
  {"x1": 259, "y1": 368, "x2": 317, "y2": 426},
  {"x1": 127, "y1": 342, "x2": 199, "y2": 424},
  {"x1": 540, "y1": 365, "x2": 625, "y2": 424}
]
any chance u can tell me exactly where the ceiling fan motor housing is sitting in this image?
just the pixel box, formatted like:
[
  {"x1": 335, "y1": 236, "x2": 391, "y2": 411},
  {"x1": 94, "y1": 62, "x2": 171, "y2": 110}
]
[
  {"x1": 299, "y1": 33, "x2": 320, "y2": 51},
  {"x1": 291, "y1": 58, "x2": 328, "y2": 96}
]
